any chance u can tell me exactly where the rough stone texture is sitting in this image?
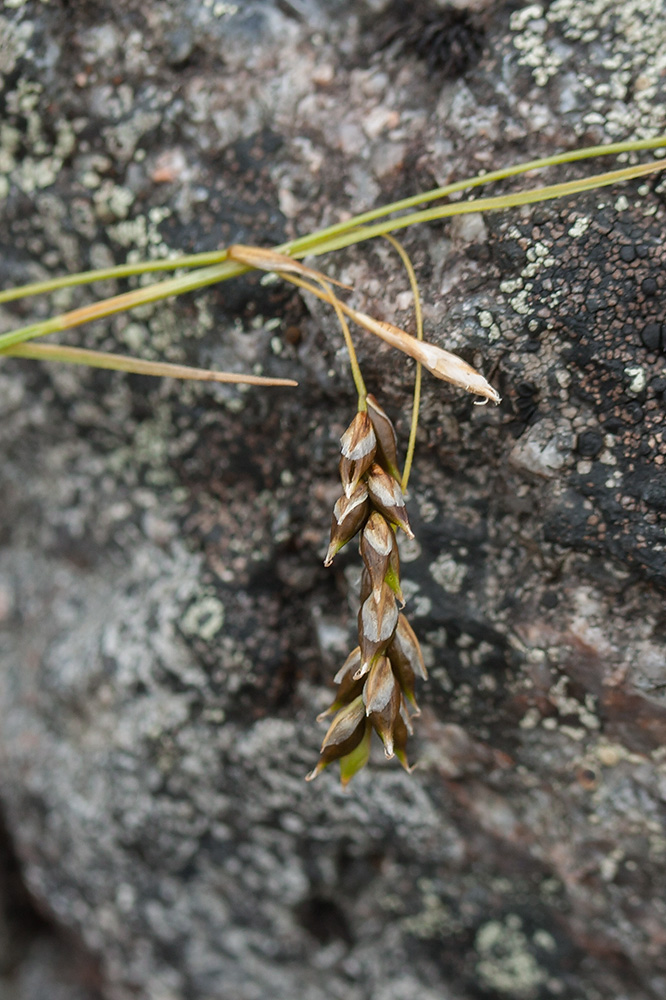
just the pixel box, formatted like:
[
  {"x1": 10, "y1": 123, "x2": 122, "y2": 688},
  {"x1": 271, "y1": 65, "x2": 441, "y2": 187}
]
[
  {"x1": 1, "y1": 1, "x2": 666, "y2": 999},
  {"x1": 0, "y1": 813, "x2": 103, "y2": 1000}
]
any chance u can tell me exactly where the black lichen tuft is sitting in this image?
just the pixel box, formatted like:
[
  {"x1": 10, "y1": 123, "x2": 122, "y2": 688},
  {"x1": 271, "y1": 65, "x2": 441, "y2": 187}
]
[
  {"x1": 379, "y1": 1, "x2": 486, "y2": 79},
  {"x1": 507, "y1": 380, "x2": 540, "y2": 438}
]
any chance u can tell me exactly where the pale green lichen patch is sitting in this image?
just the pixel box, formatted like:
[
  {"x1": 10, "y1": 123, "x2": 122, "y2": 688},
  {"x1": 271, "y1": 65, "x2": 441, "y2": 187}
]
[
  {"x1": 494, "y1": 228, "x2": 560, "y2": 327},
  {"x1": 511, "y1": 6, "x2": 559, "y2": 89},
  {"x1": 93, "y1": 181, "x2": 136, "y2": 223},
  {"x1": 105, "y1": 402, "x2": 177, "y2": 481},
  {"x1": 0, "y1": 12, "x2": 33, "y2": 74},
  {"x1": 110, "y1": 206, "x2": 173, "y2": 254},
  {"x1": 477, "y1": 309, "x2": 502, "y2": 342},
  {"x1": 0, "y1": 122, "x2": 20, "y2": 172},
  {"x1": 202, "y1": 0, "x2": 239, "y2": 16},
  {"x1": 0, "y1": 71, "x2": 76, "y2": 194},
  {"x1": 511, "y1": 0, "x2": 666, "y2": 138},
  {"x1": 475, "y1": 915, "x2": 549, "y2": 999},
  {"x1": 400, "y1": 887, "x2": 464, "y2": 939},
  {"x1": 104, "y1": 109, "x2": 164, "y2": 165}
]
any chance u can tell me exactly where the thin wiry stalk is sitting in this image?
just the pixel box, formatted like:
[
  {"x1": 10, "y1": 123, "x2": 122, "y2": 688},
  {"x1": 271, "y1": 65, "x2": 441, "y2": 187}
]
[
  {"x1": 381, "y1": 235, "x2": 424, "y2": 492},
  {"x1": 260, "y1": 270, "x2": 499, "y2": 403},
  {"x1": 326, "y1": 287, "x2": 368, "y2": 410}
]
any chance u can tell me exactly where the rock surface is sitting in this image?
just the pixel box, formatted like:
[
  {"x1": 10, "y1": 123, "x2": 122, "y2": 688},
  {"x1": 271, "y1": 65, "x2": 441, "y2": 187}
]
[{"x1": 1, "y1": 1, "x2": 666, "y2": 998}]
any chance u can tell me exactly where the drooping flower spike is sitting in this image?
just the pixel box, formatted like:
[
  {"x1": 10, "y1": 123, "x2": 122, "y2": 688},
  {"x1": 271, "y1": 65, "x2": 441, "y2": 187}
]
[{"x1": 308, "y1": 401, "x2": 427, "y2": 784}]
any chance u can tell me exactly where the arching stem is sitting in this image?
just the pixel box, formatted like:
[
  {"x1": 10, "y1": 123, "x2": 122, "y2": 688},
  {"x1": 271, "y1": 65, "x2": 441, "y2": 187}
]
[{"x1": 225, "y1": 245, "x2": 367, "y2": 410}]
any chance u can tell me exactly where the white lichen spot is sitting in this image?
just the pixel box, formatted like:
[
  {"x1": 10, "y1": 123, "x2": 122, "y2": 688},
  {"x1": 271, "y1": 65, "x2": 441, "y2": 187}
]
[
  {"x1": 6, "y1": 77, "x2": 41, "y2": 116},
  {"x1": 81, "y1": 170, "x2": 101, "y2": 189},
  {"x1": 624, "y1": 366, "x2": 646, "y2": 394},
  {"x1": 180, "y1": 595, "x2": 225, "y2": 641},
  {"x1": 526, "y1": 242, "x2": 549, "y2": 261},
  {"x1": 477, "y1": 309, "x2": 502, "y2": 342},
  {"x1": 510, "y1": 5, "x2": 544, "y2": 32},
  {"x1": 548, "y1": 675, "x2": 600, "y2": 730},
  {"x1": 412, "y1": 594, "x2": 432, "y2": 618},
  {"x1": 597, "y1": 744, "x2": 621, "y2": 766},
  {"x1": 567, "y1": 216, "x2": 590, "y2": 238},
  {"x1": 429, "y1": 553, "x2": 466, "y2": 594},
  {"x1": 509, "y1": 290, "x2": 531, "y2": 316},
  {"x1": 519, "y1": 706, "x2": 542, "y2": 730},
  {"x1": 545, "y1": 0, "x2": 666, "y2": 137},
  {"x1": 600, "y1": 850, "x2": 624, "y2": 882},
  {"x1": 559, "y1": 725, "x2": 586, "y2": 741},
  {"x1": 122, "y1": 322, "x2": 148, "y2": 353},
  {"x1": 397, "y1": 535, "x2": 422, "y2": 564},
  {"x1": 418, "y1": 499, "x2": 438, "y2": 523},
  {"x1": 212, "y1": 1, "x2": 238, "y2": 15},
  {"x1": 533, "y1": 929, "x2": 557, "y2": 953},
  {"x1": 111, "y1": 206, "x2": 172, "y2": 259},
  {"x1": 148, "y1": 205, "x2": 172, "y2": 226},
  {"x1": 582, "y1": 111, "x2": 606, "y2": 126},
  {"x1": 93, "y1": 182, "x2": 135, "y2": 221},
  {"x1": 511, "y1": 5, "x2": 564, "y2": 87}
]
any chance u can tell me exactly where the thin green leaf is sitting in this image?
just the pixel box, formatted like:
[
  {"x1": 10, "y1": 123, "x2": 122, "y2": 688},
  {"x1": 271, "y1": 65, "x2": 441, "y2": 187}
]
[
  {"x1": 283, "y1": 134, "x2": 666, "y2": 257},
  {"x1": 0, "y1": 260, "x2": 244, "y2": 352},
  {"x1": 303, "y1": 158, "x2": 666, "y2": 257},
  {"x1": 2, "y1": 135, "x2": 663, "y2": 305},
  {"x1": 0, "y1": 156, "x2": 663, "y2": 355},
  {"x1": 0, "y1": 251, "x2": 233, "y2": 305},
  {"x1": 2, "y1": 342, "x2": 298, "y2": 387}
]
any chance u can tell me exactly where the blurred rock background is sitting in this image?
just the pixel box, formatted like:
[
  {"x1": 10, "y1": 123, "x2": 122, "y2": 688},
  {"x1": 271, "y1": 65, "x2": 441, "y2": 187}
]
[{"x1": 1, "y1": 1, "x2": 665, "y2": 998}]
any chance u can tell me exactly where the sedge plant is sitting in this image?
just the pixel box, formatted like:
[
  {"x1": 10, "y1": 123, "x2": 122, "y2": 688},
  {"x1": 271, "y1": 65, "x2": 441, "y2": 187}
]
[{"x1": 2, "y1": 135, "x2": 665, "y2": 783}]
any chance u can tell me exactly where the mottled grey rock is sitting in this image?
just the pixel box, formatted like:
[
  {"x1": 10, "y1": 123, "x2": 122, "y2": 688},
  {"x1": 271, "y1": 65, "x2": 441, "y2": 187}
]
[
  {"x1": 0, "y1": 816, "x2": 102, "y2": 1000},
  {"x1": 1, "y1": 2, "x2": 666, "y2": 999}
]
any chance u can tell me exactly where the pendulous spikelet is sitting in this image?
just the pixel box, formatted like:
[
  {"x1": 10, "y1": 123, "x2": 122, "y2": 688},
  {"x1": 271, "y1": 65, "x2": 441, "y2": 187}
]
[{"x1": 307, "y1": 400, "x2": 427, "y2": 785}]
